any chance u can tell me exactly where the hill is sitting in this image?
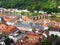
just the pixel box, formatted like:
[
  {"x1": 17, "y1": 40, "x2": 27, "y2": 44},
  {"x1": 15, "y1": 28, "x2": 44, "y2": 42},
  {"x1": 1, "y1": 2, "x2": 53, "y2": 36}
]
[{"x1": 0, "y1": 0, "x2": 60, "y2": 12}]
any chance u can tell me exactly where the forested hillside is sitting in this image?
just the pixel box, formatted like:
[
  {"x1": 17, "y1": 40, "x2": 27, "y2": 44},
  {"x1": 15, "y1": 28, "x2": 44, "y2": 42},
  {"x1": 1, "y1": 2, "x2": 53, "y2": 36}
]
[{"x1": 0, "y1": 0, "x2": 60, "y2": 12}]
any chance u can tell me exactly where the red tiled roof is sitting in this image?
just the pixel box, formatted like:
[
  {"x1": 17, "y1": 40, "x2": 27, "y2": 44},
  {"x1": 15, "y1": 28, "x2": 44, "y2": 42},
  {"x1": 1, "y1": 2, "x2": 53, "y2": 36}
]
[
  {"x1": 0, "y1": 24, "x2": 17, "y2": 34},
  {"x1": 16, "y1": 42, "x2": 20, "y2": 45},
  {"x1": 0, "y1": 24, "x2": 7, "y2": 29},
  {"x1": 4, "y1": 16, "x2": 17, "y2": 22},
  {"x1": 22, "y1": 16, "x2": 33, "y2": 22},
  {"x1": 24, "y1": 42, "x2": 34, "y2": 45}
]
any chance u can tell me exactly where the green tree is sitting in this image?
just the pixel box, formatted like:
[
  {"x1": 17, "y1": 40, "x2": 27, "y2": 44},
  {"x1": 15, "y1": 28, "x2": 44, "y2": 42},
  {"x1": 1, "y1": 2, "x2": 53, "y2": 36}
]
[
  {"x1": 51, "y1": 34, "x2": 55, "y2": 39},
  {"x1": 34, "y1": 42, "x2": 40, "y2": 45},
  {"x1": 0, "y1": 0, "x2": 59, "y2": 12},
  {"x1": 55, "y1": 41, "x2": 60, "y2": 45},
  {"x1": 42, "y1": 40, "x2": 52, "y2": 45},
  {"x1": 54, "y1": 35, "x2": 58, "y2": 39}
]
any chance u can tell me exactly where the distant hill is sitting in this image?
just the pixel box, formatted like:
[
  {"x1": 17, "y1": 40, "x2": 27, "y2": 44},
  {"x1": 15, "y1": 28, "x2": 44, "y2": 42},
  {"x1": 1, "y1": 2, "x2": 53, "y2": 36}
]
[{"x1": 0, "y1": 0, "x2": 60, "y2": 12}]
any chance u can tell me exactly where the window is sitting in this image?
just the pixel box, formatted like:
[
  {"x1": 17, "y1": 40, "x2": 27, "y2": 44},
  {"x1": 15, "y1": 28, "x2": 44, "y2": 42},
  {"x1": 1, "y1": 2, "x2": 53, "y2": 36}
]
[
  {"x1": 33, "y1": 17, "x2": 35, "y2": 20},
  {"x1": 37, "y1": 17, "x2": 38, "y2": 20}
]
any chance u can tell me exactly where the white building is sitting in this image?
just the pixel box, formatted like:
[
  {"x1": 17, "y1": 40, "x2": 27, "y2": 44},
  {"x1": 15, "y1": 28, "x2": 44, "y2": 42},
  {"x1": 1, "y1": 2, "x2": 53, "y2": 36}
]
[
  {"x1": 9, "y1": 30, "x2": 27, "y2": 43},
  {"x1": 49, "y1": 31, "x2": 60, "y2": 37},
  {"x1": 39, "y1": 11, "x2": 46, "y2": 14},
  {"x1": 34, "y1": 10, "x2": 37, "y2": 13},
  {"x1": 6, "y1": 22, "x2": 15, "y2": 25},
  {"x1": 21, "y1": 9, "x2": 30, "y2": 12},
  {"x1": 58, "y1": 6, "x2": 60, "y2": 8},
  {"x1": 9, "y1": 30, "x2": 22, "y2": 43},
  {"x1": 0, "y1": 8, "x2": 6, "y2": 12},
  {"x1": 7, "y1": 9, "x2": 17, "y2": 12}
]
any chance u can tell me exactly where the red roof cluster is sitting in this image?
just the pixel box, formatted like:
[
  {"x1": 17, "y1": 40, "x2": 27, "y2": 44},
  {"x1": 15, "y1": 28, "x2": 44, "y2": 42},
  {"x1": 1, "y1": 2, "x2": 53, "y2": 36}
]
[{"x1": 0, "y1": 24, "x2": 17, "y2": 34}]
